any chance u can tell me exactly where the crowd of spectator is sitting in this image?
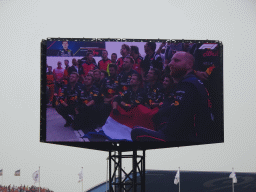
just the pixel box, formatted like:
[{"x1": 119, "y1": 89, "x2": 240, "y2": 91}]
[
  {"x1": 46, "y1": 41, "x2": 222, "y2": 142},
  {"x1": 0, "y1": 185, "x2": 53, "y2": 192}
]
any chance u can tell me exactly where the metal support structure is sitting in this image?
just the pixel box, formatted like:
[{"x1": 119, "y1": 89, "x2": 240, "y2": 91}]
[
  {"x1": 141, "y1": 150, "x2": 145, "y2": 192},
  {"x1": 132, "y1": 150, "x2": 137, "y2": 192},
  {"x1": 118, "y1": 150, "x2": 122, "y2": 192},
  {"x1": 108, "y1": 149, "x2": 146, "y2": 192}
]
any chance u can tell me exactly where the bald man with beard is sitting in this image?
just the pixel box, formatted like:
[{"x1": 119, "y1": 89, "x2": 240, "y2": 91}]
[{"x1": 131, "y1": 51, "x2": 215, "y2": 143}]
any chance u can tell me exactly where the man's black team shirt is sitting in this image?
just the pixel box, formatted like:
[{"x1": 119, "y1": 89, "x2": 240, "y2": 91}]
[
  {"x1": 117, "y1": 69, "x2": 138, "y2": 94},
  {"x1": 100, "y1": 76, "x2": 120, "y2": 99},
  {"x1": 57, "y1": 49, "x2": 73, "y2": 57},
  {"x1": 77, "y1": 85, "x2": 99, "y2": 109},
  {"x1": 153, "y1": 73, "x2": 214, "y2": 143},
  {"x1": 144, "y1": 81, "x2": 164, "y2": 107},
  {"x1": 141, "y1": 52, "x2": 163, "y2": 75},
  {"x1": 58, "y1": 82, "x2": 83, "y2": 107},
  {"x1": 115, "y1": 87, "x2": 146, "y2": 109}
]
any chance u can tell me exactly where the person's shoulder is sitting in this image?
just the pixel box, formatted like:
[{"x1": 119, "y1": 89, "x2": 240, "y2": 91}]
[
  {"x1": 76, "y1": 82, "x2": 83, "y2": 87},
  {"x1": 156, "y1": 81, "x2": 163, "y2": 88},
  {"x1": 154, "y1": 53, "x2": 162, "y2": 60},
  {"x1": 139, "y1": 87, "x2": 146, "y2": 94},
  {"x1": 101, "y1": 76, "x2": 107, "y2": 83},
  {"x1": 138, "y1": 55, "x2": 143, "y2": 60},
  {"x1": 179, "y1": 74, "x2": 205, "y2": 92},
  {"x1": 117, "y1": 71, "x2": 124, "y2": 76},
  {"x1": 46, "y1": 71, "x2": 53, "y2": 75},
  {"x1": 62, "y1": 84, "x2": 69, "y2": 89},
  {"x1": 92, "y1": 85, "x2": 99, "y2": 91},
  {"x1": 130, "y1": 69, "x2": 138, "y2": 74},
  {"x1": 182, "y1": 73, "x2": 202, "y2": 84},
  {"x1": 143, "y1": 54, "x2": 149, "y2": 60},
  {"x1": 144, "y1": 81, "x2": 150, "y2": 87}
]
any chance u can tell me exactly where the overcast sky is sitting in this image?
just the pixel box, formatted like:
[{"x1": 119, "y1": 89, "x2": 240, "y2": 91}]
[{"x1": 0, "y1": 0, "x2": 256, "y2": 191}]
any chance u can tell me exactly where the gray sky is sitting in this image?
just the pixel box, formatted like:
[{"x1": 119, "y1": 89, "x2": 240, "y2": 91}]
[{"x1": 0, "y1": 0, "x2": 256, "y2": 191}]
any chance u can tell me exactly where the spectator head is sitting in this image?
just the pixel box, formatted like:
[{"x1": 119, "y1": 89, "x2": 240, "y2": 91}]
[
  {"x1": 72, "y1": 58, "x2": 77, "y2": 66},
  {"x1": 147, "y1": 68, "x2": 160, "y2": 82},
  {"x1": 111, "y1": 53, "x2": 117, "y2": 63},
  {"x1": 77, "y1": 59, "x2": 83, "y2": 66},
  {"x1": 48, "y1": 66, "x2": 52, "y2": 72},
  {"x1": 86, "y1": 52, "x2": 94, "y2": 62},
  {"x1": 100, "y1": 70, "x2": 109, "y2": 80},
  {"x1": 102, "y1": 50, "x2": 108, "y2": 60},
  {"x1": 93, "y1": 69, "x2": 101, "y2": 82},
  {"x1": 162, "y1": 74, "x2": 173, "y2": 89},
  {"x1": 62, "y1": 41, "x2": 69, "y2": 50},
  {"x1": 122, "y1": 56, "x2": 135, "y2": 71},
  {"x1": 120, "y1": 44, "x2": 130, "y2": 57},
  {"x1": 69, "y1": 72, "x2": 79, "y2": 83},
  {"x1": 144, "y1": 42, "x2": 156, "y2": 54},
  {"x1": 169, "y1": 51, "x2": 194, "y2": 79},
  {"x1": 64, "y1": 59, "x2": 69, "y2": 66},
  {"x1": 84, "y1": 74, "x2": 94, "y2": 86},
  {"x1": 130, "y1": 73, "x2": 142, "y2": 86},
  {"x1": 57, "y1": 61, "x2": 62, "y2": 68},
  {"x1": 130, "y1": 46, "x2": 139, "y2": 58},
  {"x1": 108, "y1": 64, "x2": 117, "y2": 77}
]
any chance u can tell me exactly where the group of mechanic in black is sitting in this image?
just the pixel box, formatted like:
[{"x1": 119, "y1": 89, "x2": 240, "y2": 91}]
[
  {"x1": 55, "y1": 59, "x2": 171, "y2": 132},
  {"x1": 53, "y1": 42, "x2": 222, "y2": 143}
]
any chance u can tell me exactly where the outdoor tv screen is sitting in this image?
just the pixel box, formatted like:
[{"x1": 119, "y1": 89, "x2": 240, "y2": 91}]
[{"x1": 40, "y1": 38, "x2": 223, "y2": 151}]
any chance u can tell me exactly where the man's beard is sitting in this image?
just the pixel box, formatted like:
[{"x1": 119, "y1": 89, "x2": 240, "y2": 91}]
[{"x1": 170, "y1": 67, "x2": 187, "y2": 78}]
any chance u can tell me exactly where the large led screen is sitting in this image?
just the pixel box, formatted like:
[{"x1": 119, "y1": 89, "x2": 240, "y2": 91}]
[{"x1": 40, "y1": 38, "x2": 223, "y2": 151}]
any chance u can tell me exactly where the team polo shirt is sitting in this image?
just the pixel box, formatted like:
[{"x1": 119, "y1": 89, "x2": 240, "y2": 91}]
[
  {"x1": 141, "y1": 52, "x2": 163, "y2": 75},
  {"x1": 46, "y1": 71, "x2": 54, "y2": 84},
  {"x1": 116, "y1": 57, "x2": 125, "y2": 74},
  {"x1": 115, "y1": 87, "x2": 146, "y2": 108},
  {"x1": 98, "y1": 59, "x2": 112, "y2": 71},
  {"x1": 78, "y1": 85, "x2": 99, "y2": 106},
  {"x1": 132, "y1": 56, "x2": 143, "y2": 74},
  {"x1": 117, "y1": 69, "x2": 138, "y2": 94},
  {"x1": 58, "y1": 83, "x2": 83, "y2": 107},
  {"x1": 144, "y1": 82, "x2": 164, "y2": 107},
  {"x1": 100, "y1": 76, "x2": 119, "y2": 99},
  {"x1": 53, "y1": 67, "x2": 65, "y2": 81},
  {"x1": 57, "y1": 49, "x2": 73, "y2": 57},
  {"x1": 82, "y1": 62, "x2": 97, "y2": 76}
]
